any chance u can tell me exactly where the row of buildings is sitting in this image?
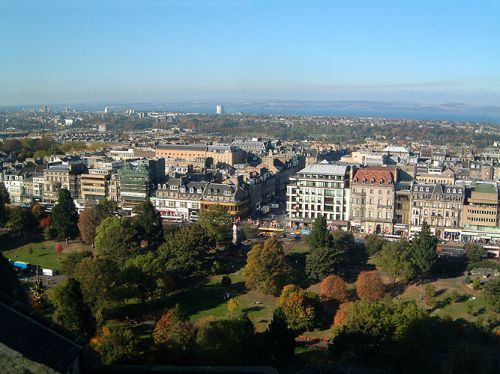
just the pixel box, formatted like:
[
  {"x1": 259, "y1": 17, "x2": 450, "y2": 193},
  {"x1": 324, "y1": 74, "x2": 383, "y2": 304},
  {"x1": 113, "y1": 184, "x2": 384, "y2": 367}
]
[
  {"x1": 286, "y1": 161, "x2": 500, "y2": 244},
  {"x1": 0, "y1": 142, "x2": 305, "y2": 222}
]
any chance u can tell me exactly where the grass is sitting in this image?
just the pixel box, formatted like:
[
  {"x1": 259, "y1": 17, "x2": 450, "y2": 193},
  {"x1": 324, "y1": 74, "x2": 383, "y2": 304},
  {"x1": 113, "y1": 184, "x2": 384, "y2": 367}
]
[{"x1": 2, "y1": 240, "x2": 91, "y2": 270}]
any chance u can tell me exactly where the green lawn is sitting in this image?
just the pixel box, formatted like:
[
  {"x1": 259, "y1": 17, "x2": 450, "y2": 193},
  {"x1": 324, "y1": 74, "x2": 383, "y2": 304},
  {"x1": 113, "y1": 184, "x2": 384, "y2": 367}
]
[{"x1": 2, "y1": 240, "x2": 91, "y2": 270}]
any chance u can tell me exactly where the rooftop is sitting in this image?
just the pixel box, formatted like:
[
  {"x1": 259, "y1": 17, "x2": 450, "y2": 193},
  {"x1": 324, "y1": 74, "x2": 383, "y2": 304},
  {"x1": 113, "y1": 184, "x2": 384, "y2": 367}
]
[{"x1": 298, "y1": 162, "x2": 348, "y2": 176}]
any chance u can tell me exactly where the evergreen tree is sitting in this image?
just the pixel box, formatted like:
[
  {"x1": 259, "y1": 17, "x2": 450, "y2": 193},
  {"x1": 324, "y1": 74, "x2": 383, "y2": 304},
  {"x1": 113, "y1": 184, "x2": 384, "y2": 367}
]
[
  {"x1": 51, "y1": 188, "x2": 79, "y2": 240},
  {"x1": 0, "y1": 183, "x2": 6, "y2": 227},
  {"x1": 134, "y1": 200, "x2": 164, "y2": 250},
  {"x1": 308, "y1": 215, "x2": 332, "y2": 250},
  {"x1": 52, "y1": 278, "x2": 96, "y2": 338},
  {"x1": 0, "y1": 181, "x2": 10, "y2": 204},
  {"x1": 411, "y1": 222, "x2": 438, "y2": 277},
  {"x1": 265, "y1": 307, "x2": 296, "y2": 364}
]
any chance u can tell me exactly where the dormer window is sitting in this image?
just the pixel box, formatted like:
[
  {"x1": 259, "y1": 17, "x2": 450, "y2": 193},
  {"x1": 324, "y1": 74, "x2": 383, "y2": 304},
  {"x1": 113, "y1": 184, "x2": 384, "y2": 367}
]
[
  {"x1": 223, "y1": 190, "x2": 232, "y2": 196},
  {"x1": 197, "y1": 188, "x2": 203, "y2": 194},
  {"x1": 170, "y1": 185, "x2": 178, "y2": 190},
  {"x1": 190, "y1": 187, "x2": 194, "y2": 193},
  {"x1": 180, "y1": 187, "x2": 186, "y2": 193},
  {"x1": 379, "y1": 179, "x2": 384, "y2": 184},
  {"x1": 370, "y1": 178, "x2": 375, "y2": 183}
]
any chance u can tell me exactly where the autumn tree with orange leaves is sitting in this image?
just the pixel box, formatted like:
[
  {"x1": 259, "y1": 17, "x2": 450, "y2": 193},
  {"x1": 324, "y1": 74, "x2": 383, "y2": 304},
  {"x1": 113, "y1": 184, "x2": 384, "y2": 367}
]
[
  {"x1": 333, "y1": 302, "x2": 352, "y2": 327},
  {"x1": 355, "y1": 271, "x2": 385, "y2": 301},
  {"x1": 320, "y1": 275, "x2": 348, "y2": 303},
  {"x1": 277, "y1": 284, "x2": 315, "y2": 332}
]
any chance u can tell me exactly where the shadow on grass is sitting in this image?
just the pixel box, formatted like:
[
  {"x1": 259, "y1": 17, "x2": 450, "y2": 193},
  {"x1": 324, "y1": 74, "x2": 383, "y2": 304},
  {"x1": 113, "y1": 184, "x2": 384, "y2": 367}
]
[
  {"x1": 0, "y1": 231, "x2": 44, "y2": 252},
  {"x1": 242, "y1": 306, "x2": 264, "y2": 313}
]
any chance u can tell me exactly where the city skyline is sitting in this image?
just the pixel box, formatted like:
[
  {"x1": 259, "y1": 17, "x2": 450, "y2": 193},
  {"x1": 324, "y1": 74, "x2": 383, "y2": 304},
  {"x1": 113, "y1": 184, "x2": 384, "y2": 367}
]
[{"x1": 1, "y1": 0, "x2": 499, "y2": 106}]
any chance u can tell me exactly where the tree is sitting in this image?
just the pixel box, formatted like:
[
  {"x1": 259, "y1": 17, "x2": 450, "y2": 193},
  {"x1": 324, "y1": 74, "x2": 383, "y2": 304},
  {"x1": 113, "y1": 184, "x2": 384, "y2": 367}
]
[
  {"x1": 52, "y1": 278, "x2": 96, "y2": 338},
  {"x1": 0, "y1": 181, "x2": 10, "y2": 204},
  {"x1": 333, "y1": 302, "x2": 352, "y2": 327},
  {"x1": 0, "y1": 182, "x2": 6, "y2": 227},
  {"x1": 62, "y1": 251, "x2": 92, "y2": 277},
  {"x1": 320, "y1": 275, "x2": 348, "y2": 303},
  {"x1": 153, "y1": 305, "x2": 197, "y2": 362},
  {"x1": 196, "y1": 315, "x2": 255, "y2": 365},
  {"x1": 123, "y1": 252, "x2": 175, "y2": 301},
  {"x1": 265, "y1": 308, "x2": 296, "y2": 364},
  {"x1": 227, "y1": 298, "x2": 239, "y2": 315},
  {"x1": 355, "y1": 271, "x2": 385, "y2": 301},
  {"x1": 159, "y1": 223, "x2": 213, "y2": 276},
  {"x1": 74, "y1": 256, "x2": 121, "y2": 316},
  {"x1": 31, "y1": 203, "x2": 44, "y2": 220},
  {"x1": 94, "y1": 217, "x2": 140, "y2": 266},
  {"x1": 0, "y1": 253, "x2": 27, "y2": 303},
  {"x1": 95, "y1": 199, "x2": 118, "y2": 220},
  {"x1": 51, "y1": 189, "x2": 79, "y2": 240},
  {"x1": 465, "y1": 243, "x2": 485, "y2": 264},
  {"x1": 305, "y1": 244, "x2": 345, "y2": 283},
  {"x1": 133, "y1": 200, "x2": 164, "y2": 250},
  {"x1": 221, "y1": 275, "x2": 232, "y2": 288},
  {"x1": 91, "y1": 324, "x2": 139, "y2": 364},
  {"x1": 242, "y1": 238, "x2": 294, "y2": 295},
  {"x1": 78, "y1": 207, "x2": 101, "y2": 245},
  {"x1": 330, "y1": 299, "x2": 429, "y2": 368},
  {"x1": 277, "y1": 284, "x2": 315, "y2": 332},
  {"x1": 371, "y1": 240, "x2": 414, "y2": 284},
  {"x1": 197, "y1": 204, "x2": 232, "y2": 244},
  {"x1": 365, "y1": 234, "x2": 386, "y2": 257},
  {"x1": 483, "y1": 278, "x2": 500, "y2": 312},
  {"x1": 6, "y1": 206, "x2": 37, "y2": 237},
  {"x1": 411, "y1": 222, "x2": 438, "y2": 277},
  {"x1": 423, "y1": 284, "x2": 436, "y2": 306},
  {"x1": 308, "y1": 215, "x2": 332, "y2": 250}
]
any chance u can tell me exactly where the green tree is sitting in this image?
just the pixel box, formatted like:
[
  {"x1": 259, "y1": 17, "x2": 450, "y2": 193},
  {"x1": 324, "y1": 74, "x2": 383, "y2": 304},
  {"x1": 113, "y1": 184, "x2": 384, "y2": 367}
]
[
  {"x1": 465, "y1": 243, "x2": 485, "y2": 264},
  {"x1": 308, "y1": 215, "x2": 332, "y2": 250},
  {"x1": 6, "y1": 206, "x2": 37, "y2": 237},
  {"x1": 277, "y1": 284, "x2": 315, "y2": 332},
  {"x1": 305, "y1": 244, "x2": 345, "y2": 282},
  {"x1": 51, "y1": 188, "x2": 79, "y2": 240},
  {"x1": 196, "y1": 315, "x2": 255, "y2": 365},
  {"x1": 95, "y1": 199, "x2": 118, "y2": 220},
  {"x1": 411, "y1": 222, "x2": 437, "y2": 277},
  {"x1": 133, "y1": 200, "x2": 164, "y2": 250},
  {"x1": 265, "y1": 307, "x2": 296, "y2": 365},
  {"x1": 94, "y1": 217, "x2": 140, "y2": 266},
  {"x1": 197, "y1": 204, "x2": 232, "y2": 244},
  {"x1": 242, "y1": 238, "x2": 294, "y2": 295},
  {"x1": 52, "y1": 278, "x2": 96, "y2": 338},
  {"x1": 0, "y1": 181, "x2": 10, "y2": 204},
  {"x1": 74, "y1": 256, "x2": 121, "y2": 317},
  {"x1": 371, "y1": 240, "x2": 414, "y2": 284},
  {"x1": 483, "y1": 277, "x2": 500, "y2": 312},
  {"x1": 0, "y1": 183, "x2": 6, "y2": 227},
  {"x1": 159, "y1": 223, "x2": 213, "y2": 276},
  {"x1": 364, "y1": 234, "x2": 386, "y2": 256},
  {"x1": 61, "y1": 251, "x2": 92, "y2": 277}
]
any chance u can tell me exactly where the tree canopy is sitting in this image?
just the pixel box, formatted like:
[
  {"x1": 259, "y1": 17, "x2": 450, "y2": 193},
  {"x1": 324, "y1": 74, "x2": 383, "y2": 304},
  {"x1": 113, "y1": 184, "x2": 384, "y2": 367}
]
[
  {"x1": 133, "y1": 200, "x2": 164, "y2": 250},
  {"x1": 197, "y1": 204, "x2": 232, "y2": 244},
  {"x1": 51, "y1": 189, "x2": 79, "y2": 240},
  {"x1": 242, "y1": 238, "x2": 294, "y2": 295},
  {"x1": 371, "y1": 239, "x2": 414, "y2": 284},
  {"x1": 94, "y1": 217, "x2": 140, "y2": 266},
  {"x1": 277, "y1": 284, "x2": 316, "y2": 332},
  {"x1": 411, "y1": 222, "x2": 438, "y2": 277}
]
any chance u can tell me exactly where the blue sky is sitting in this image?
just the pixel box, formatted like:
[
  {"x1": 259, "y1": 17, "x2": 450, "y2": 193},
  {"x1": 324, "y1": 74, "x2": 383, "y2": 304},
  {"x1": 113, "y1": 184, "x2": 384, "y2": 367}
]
[{"x1": 0, "y1": 0, "x2": 499, "y2": 105}]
